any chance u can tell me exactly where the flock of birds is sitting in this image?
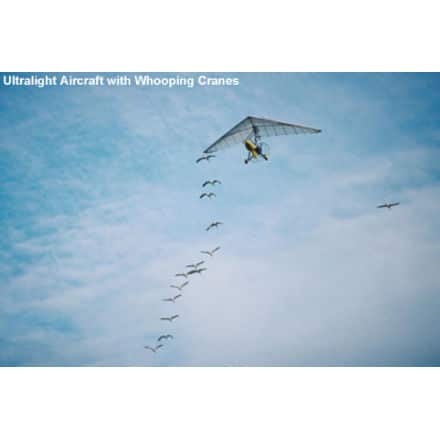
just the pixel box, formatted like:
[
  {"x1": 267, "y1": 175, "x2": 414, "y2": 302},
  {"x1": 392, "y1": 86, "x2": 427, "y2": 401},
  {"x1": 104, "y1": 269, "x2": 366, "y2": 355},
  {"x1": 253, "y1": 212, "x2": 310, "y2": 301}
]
[
  {"x1": 143, "y1": 154, "x2": 222, "y2": 355},
  {"x1": 143, "y1": 149, "x2": 401, "y2": 354}
]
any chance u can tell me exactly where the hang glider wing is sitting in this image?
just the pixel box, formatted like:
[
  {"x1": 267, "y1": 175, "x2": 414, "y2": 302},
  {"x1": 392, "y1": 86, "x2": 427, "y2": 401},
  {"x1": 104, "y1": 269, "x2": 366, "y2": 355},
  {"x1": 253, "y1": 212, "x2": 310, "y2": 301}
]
[{"x1": 204, "y1": 116, "x2": 321, "y2": 154}]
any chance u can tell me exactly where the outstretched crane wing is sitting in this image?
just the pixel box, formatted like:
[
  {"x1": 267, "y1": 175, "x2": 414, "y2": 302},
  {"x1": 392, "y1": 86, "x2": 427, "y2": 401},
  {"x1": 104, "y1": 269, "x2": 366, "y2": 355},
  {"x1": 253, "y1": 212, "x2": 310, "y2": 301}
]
[{"x1": 204, "y1": 116, "x2": 321, "y2": 154}]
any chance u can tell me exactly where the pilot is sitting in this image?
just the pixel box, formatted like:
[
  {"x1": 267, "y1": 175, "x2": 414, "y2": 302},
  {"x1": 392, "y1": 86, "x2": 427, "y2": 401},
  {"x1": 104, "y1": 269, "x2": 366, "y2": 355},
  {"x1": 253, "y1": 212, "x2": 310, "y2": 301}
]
[{"x1": 256, "y1": 145, "x2": 269, "y2": 160}]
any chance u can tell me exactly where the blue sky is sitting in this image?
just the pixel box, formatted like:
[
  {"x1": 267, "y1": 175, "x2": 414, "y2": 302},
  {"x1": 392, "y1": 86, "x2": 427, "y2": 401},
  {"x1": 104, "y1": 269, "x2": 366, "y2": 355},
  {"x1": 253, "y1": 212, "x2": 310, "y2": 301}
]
[{"x1": 1, "y1": 73, "x2": 440, "y2": 366}]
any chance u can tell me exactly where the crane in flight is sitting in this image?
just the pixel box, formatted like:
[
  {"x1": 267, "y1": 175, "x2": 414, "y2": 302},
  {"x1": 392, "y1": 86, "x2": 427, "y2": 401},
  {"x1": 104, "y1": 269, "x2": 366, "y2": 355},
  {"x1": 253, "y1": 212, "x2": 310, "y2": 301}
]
[
  {"x1": 170, "y1": 281, "x2": 189, "y2": 291},
  {"x1": 206, "y1": 221, "x2": 223, "y2": 231},
  {"x1": 202, "y1": 179, "x2": 221, "y2": 187},
  {"x1": 160, "y1": 315, "x2": 179, "y2": 322},
  {"x1": 163, "y1": 294, "x2": 182, "y2": 303},
  {"x1": 188, "y1": 267, "x2": 207, "y2": 275},
  {"x1": 186, "y1": 260, "x2": 205, "y2": 269},
  {"x1": 157, "y1": 334, "x2": 173, "y2": 342},
  {"x1": 201, "y1": 246, "x2": 220, "y2": 257},
  {"x1": 196, "y1": 154, "x2": 216, "y2": 163},
  {"x1": 144, "y1": 344, "x2": 163, "y2": 353},
  {"x1": 377, "y1": 202, "x2": 400, "y2": 209},
  {"x1": 200, "y1": 192, "x2": 216, "y2": 199}
]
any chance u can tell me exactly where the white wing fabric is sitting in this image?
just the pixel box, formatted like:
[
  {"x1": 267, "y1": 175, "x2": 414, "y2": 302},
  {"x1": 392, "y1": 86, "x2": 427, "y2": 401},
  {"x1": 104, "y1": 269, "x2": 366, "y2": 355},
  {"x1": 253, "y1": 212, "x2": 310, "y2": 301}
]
[{"x1": 204, "y1": 116, "x2": 321, "y2": 154}]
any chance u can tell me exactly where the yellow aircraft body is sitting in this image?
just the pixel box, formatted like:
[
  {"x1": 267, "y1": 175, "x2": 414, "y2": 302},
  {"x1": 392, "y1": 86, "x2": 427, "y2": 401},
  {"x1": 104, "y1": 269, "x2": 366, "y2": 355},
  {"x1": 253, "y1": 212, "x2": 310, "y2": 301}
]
[
  {"x1": 244, "y1": 139, "x2": 268, "y2": 163},
  {"x1": 245, "y1": 139, "x2": 259, "y2": 159}
]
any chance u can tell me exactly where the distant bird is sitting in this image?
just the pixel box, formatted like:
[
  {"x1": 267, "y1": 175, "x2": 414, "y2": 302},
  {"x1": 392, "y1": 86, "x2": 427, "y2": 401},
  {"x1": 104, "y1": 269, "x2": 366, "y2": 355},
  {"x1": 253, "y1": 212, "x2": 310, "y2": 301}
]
[
  {"x1": 194, "y1": 267, "x2": 207, "y2": 275},
  {"x1": 196, "y1": 154, "x2": 216, "y2": 163},
  {"x1": 163, "y1": 294, "x2": 182, "y2": 303},
  {"x1": 157, "y1": 334, "x2": 173, "y2": 342},
  {"x1": 206, "y1": 221, "x2": 223, "y2": 231},
  {"x1": 200, "y1": 192, "x2": 216, "y2": 199},
  {"x1": 201, "y1": 246, "x2": 221, "y2": 257},
  {"x1": 377, "y1": 202, "x2": 400, "y2": 209},
  {"x1": 175, "y1": 272, "x2": 188, "y2": 279},
  {"x1": 186, "y1": 260, "x2": 205, "y2": 269},
  {"x1": 170, "y1": 281, "x2": 189, "y2": 291},
  {"x1": 186, "y1": 269, "x2": 198, "y2": 275},
  {"x1": 144, "y1": 344, "x2": 163, "y2": 353},
  {"x1": 202, "y1": 180, "x2": 222, "y2": 187},
  {"x1": 160, "y1": 315, "x2": 179, "y2": 322}
]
